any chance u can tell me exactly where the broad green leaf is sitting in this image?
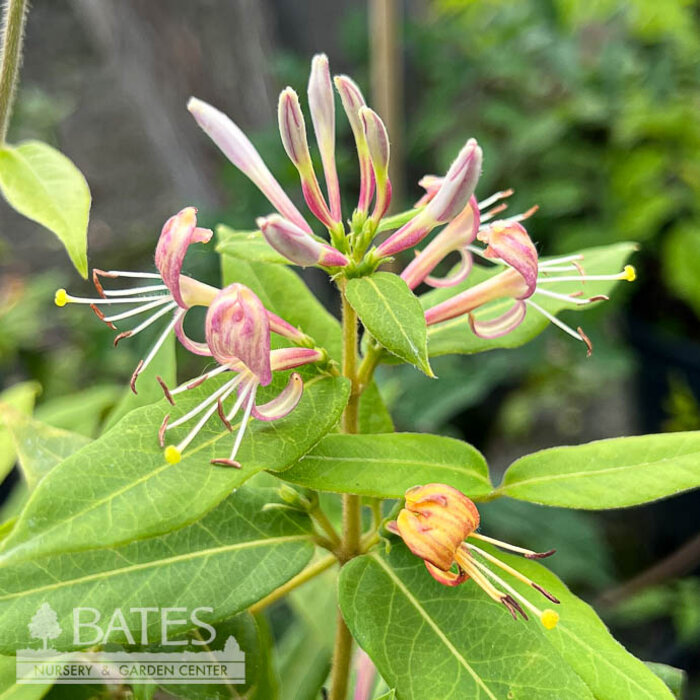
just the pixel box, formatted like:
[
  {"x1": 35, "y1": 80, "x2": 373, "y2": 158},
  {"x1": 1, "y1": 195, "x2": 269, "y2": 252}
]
[
  {"x1": 103, "y1": 333, "x2": 177, "y2": 431},
  {"x1": 0, "y1": 382, "x2": 40, "y2": 482},
  {"x1": 338, "y1": 545, "x2": 594, "y2": 699},
  {"x1": 422, "y1": 243, "x2": 636, "y2": 356},
  {"x1": 340, "y1": 543, "x2": 672, "y2": 699},
  {"x1": 358, "y1": 381, "x2": 394, "y2": 434},
  {"x1": 160, "y1": 612, "x2": 279, "y2": 700},
  {"x1": 276, "y1": 619, "x2": 331, "y2": 700},
  {"x1": 0, "y1": 488, "x2": 314, "y2": 654},
  {"x1": 217, "y1": 225, "x2": 289, "y2": 264},
  {"x1": 346, "y1": 272, "x2": 433, "y2": 376},
  {"x1": 374, "y1": 692, "x2": 396, "y2": 700},
  {"x1": 221, "y1": 255, "x2": 341, "y2": 359},
  {"x1": 644, "y1": 662, "x2": 686, "y2": 699},
  {"x1": 0, "y1": 375, "x2": 349, "y2": 563},
  {"x1": 0, "y1": 141, "x2": 91, "y2": 278},
  {"x1": 497, "y1": 431, "x2": 700, "y2": 509},
  {"x1": 1, "y1": 405, "x2": 90, "y2": 490},
  {"x1": 35, "y1": 385, "x2": 121, "y2": 437},
  {"x1": 0, "y1": 654, "x2": 54, "y2": 699},
  {"x1": 279, "y1": 433, "x2": 491, "y2": 499}
]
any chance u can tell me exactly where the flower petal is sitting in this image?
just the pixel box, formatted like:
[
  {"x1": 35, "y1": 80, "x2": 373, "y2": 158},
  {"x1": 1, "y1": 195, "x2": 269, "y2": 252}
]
[
  {"x1": 469, "y1": 300, "x2": 527, "y2": 339},
  {"x1": 424, "y1": 561, "x2": 469, "y2": 587},
  {"x1": 252, "y1": 372, "x2": 304, "y2": 421}
]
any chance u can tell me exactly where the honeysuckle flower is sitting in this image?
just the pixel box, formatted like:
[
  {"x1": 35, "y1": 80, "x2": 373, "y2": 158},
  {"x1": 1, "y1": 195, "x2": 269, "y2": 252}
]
[
  {"x1": 54, "y1": 207, "x2": 218, "y2": 392},
  {"x1": 159, "y1": 283, "x2": 325, "y2": 468},
  {"x1": 374, "y1": 139, "x2": 483, "y2": 258},
  {"x1": 359, "y1": 106, "x2": 392, "y2": 223},
  {"x1": 387, "y1": 483, "x2": 560, "y2": 629},
  {"x1": 257, "y1": 215, "x2": 349, "y2": 268},
  {"x1": 423, "y1": 219, "x2": 636, "y2": 353}
]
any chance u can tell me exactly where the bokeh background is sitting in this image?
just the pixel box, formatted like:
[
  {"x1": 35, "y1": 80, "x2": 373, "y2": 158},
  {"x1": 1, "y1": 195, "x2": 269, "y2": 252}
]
[{"x1": 1, "y1": 0, "x2": 700, "y2": 696}]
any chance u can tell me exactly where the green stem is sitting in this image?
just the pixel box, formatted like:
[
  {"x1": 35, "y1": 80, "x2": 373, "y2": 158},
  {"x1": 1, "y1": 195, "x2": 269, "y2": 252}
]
[
  {"x1": 0, "y1": 0, "x2": 28, "y2": 145},
  {"x1": 247, "y1": 554, "x2": 336, "y2": 615},
  {"x1": 310, "y1": 505, "x2": 341, "y2": 548}
]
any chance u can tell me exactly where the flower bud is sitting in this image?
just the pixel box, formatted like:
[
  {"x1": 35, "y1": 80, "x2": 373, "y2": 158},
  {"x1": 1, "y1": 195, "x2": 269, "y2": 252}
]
[
  {"x1": 395, "y1": 484, "x2": 479, "y2": 571},
  {"x1": 205, "y1": 284, "x2": 272, "y2": 386},
  {"x1": 308, "y1": 54, "x2": 342, "y2": 220},
  {"x1": 257, "y1": 215, "x2": 348, "y2": 268},
  {"x1": 278, "y1": 88, "x2": 336, "y2": 229},
  {"x1": 360, "y1": 106, "x2": 392, "y2": 221},
  {"x1": 188, "y1": 97, "x2": 311, "y2": 234}
]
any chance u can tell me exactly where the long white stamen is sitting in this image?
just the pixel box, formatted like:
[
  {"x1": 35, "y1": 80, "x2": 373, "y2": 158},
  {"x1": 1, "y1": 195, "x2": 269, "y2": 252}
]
[
  {"x1": 224, "y1": 384, "x2": 252, "y2": 422},
  {"x1": 101, "y1": 271, "x2": 162, "y2": 279},
  {"x1": 63, "y1": 294, "x2": 169, "y2": 305},
  {"x1": 103, "y1": 284, "x2": 168, "y2": 297},
  {"x1": 175, "y1": 382, "x2": 240, "y2": 454},
  {"x1": 466, "y1": 245, "x2": 496, "y2": 262},
  {"x1": 102, "y1": 296, "x2": 173, "y2": 322},
  {"x1": 538, "y1": 254, "x2": 584, "y2": 268},
  {"x1": 534, "y1": 288, "x2": 596, "y2": 306},
  {"x1": 466, "y1": 543, "x2": 538, "y2": 588},
  {"x1": 478, "y1": 189, "x2": 513, "y2": 210},
  {"x1": 170, "y1": 365, "x2": 229, "y2": 396},
  {"x1": 140, "y1": 310, "x2": 184, "y2": 373},
  {"x1": 469, "y1": 532, "x2": 545, "y2": 557},
  {"x1": 525, "y1": 299, "x2": 584, "y2": 341},
  {"x1": 537, "y1": 272, "x2": 626, "y2": 283},
  {"x1": 124, "y1": 301, "x2": 178, "y2": 336},
  {"x1": 536, "y1": 265, "x2": 579, "y2": 272},
  {"x1": 229, "y1": 388, "x2": 257, "y2": 462},
  {"x1": 167, "y1": 374, "x2": 241, "y2": 430},
  {"x1": 470, "y1": 557, "x2": 545, "y2": 619}
]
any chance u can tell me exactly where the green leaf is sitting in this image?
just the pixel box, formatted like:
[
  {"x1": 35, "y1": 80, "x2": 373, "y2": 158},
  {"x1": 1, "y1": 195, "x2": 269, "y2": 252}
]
[
  {"x1": 159, "y1": 612, "x2": 279, "y2": 700},
  {"x1": 346, "y1": 272, "x2": 433, "y2": 376},
  {"x1": 221, "y1": 256, "x2": 341, "y2": 360},
  {"x1": 0, "y1": 375, "x2": 349, "y2": 563},
  {"x1": 358, "y1": 381, "x2": 394, "y2": 434},
  {"x1": 340, "y1": 543, "x2": 673, "y2": 699},
  {"x1": 497, "y1": 431, "x2": 700, "y2": 509},
  {"x1": 279, "y1": 433, "x2": 491, "y2": 499},
  {"x1": 35, "y1": 385, "x2": 121, "y2": 437},
  {"x1": 103, "y1": 332, "x2": 177, "y2": 431},
  {"x1": 0, "y1": 382, "x2": 40, "y2": 482},
  {"x1": 0, "y1": 141, "x2": 91, "y2": 278},
  {"x1": 422, "y1": 243, "x2": 637, "y2": 356},
  {"x1": 0, "y1": 488, "x2": 314, "y2": 654},
  {"x1": 338, "y1": 545, "x2": 595, "y2": 699},
  {"x1": 217, "y1": 225, "x2": 289, "y2": 265},
  {"x1": 644, "y1": 662, "x2": 686, "y2": 699},
  {"x1": 0, "y1": 654, "x2": 54, "y2": 699},
  {"x1": 0, "y1": 405, "x2": 90, "y2": 490}
]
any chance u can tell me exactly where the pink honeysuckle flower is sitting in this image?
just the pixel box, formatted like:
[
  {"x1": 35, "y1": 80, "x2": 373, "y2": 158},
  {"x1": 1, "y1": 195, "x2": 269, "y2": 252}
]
[
  {"x1": 359, "y1": 106, "x2": 392, "y2": 223},
  {"x1": 423, "y1": 219, "x2": 637, "y2": 353},
  {"x1": 308, "y1": 54, "x2": 342, "y2": 222},
  {"x1": 159, "y1": 283, "x2": 326, "y2": 467},
  {"x1": 375, "y1": 139, "x2": 483, "y2": 258},
  {"x1": 257, "y1": 215, "x2": 349, "y2": 268},
  {"x1": 54, "y1": 207, "x2": 218, "y2": 392}
]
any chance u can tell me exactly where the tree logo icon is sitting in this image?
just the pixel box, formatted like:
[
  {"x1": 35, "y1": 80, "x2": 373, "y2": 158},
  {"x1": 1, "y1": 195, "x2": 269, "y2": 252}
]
[{"x1": 28, "y1": 603, "x2": 62, "y2": 651}]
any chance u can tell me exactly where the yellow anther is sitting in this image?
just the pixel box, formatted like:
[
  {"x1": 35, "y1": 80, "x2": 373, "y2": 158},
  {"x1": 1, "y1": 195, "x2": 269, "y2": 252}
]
[
  {"x1": 164, "y1": 446, "x2": 182, "y2": 464},
  {"x1": 623, "y1": 265, "x2": 636, "y2": 282},
  {"x1": 54, "y1": 289, "x2": 68, "y2": 307},
  {"x1": 540, "y1": 609, "x2": 559, "y2": 630}
]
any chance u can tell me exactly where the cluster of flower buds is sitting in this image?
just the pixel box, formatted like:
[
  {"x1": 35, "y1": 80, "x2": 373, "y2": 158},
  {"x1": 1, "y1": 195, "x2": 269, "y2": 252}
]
[
  {"x1": 387, "y1": 484, "x2": 561, "y2": 628},
  {"x1": 55, "y1": 207, "x2": 323, "y2": 467}
]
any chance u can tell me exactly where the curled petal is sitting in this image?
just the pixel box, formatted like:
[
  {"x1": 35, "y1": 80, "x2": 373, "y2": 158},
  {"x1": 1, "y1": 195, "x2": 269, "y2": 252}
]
[
  {"x1": 206, "y1": 284, "x2": 272, "y2": 385},
  {"x1": 424, "y1": 561, "x2": 469, "y2": 587},
  {"x1": 188, "y1": 97, "x2": 311, "y2": 234},
  {"x1": 308, "y1": 54, "x2": 341, "y2": 221},
  {"x1": 258, "y1": 215, "x2": 348, "y2": 268},
  {"x1": 415, "y1": 174, "x2": 443, "y2": 207},
  {"x1": 154, "y1": 207, "x2": 213, "y2": 307},
  {"x1": 174, "y1": 313, "x2": 211, "y2": 356},
  {"x1": 469, "y1": 300, "x2": 527, "y2": 339},
  {"x1": 269, "y1": 347, "x2": 325, "y2": 372},
  {"x1": 252, "y1": 372, "x2": 304, "y2": 421},
  {"x1": 278, "y1": 88, "x2": 336, "y2": 229},
  {"x1": 425, "y1": 139, "x2": 482, "y2": 223},
  {"x1": 425, "y1": 249, "x2": 473, "y2": 288},
  {"x1": 478, "y1": 221, "x2": 538, "y2": 297},
  {"x1": 360, "y1": 106, "x2": 392, "y2": 220},
  {"x1": 334, "y1": 75, "x2": 374, "y2": 214}
]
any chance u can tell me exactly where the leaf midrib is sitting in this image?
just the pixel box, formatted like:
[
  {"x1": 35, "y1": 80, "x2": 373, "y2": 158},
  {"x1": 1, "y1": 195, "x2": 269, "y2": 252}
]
[{"x1": 0, "y1": 534, "x2": 310, "y2": 602}]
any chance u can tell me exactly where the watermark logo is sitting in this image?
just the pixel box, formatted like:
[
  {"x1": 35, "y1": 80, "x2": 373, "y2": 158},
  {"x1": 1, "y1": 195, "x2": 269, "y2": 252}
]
[{"x1": 16, "y1": 604, "x2": 245, "y2": 685}]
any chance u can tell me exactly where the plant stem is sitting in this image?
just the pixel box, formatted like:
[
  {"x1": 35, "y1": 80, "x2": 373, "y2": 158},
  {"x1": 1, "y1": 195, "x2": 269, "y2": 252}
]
[
  {"x1": 328, "y1": 284, "x2": 364, "y2": 700},
  {"x1": 248, "y1": 554, "x2": 336, "y2": 615},
  {"x1": 310, "y1": 505, "x2": 341, "y2": 548},
  {"x1": 0, "y1": 0, "x2": 28, "y2": 145}
]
